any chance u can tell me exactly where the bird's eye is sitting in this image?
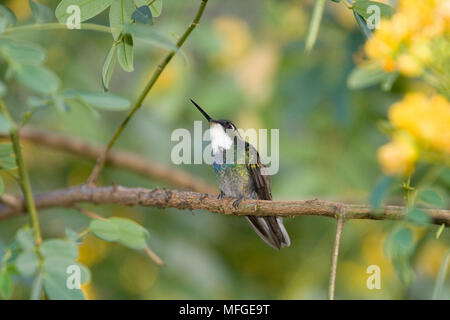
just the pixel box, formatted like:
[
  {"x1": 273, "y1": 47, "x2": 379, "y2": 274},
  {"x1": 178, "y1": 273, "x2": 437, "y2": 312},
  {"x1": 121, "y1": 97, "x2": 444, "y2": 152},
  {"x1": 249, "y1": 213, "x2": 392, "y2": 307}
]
[{"x1": 226, "y1": 122, "x2": 234, "y2": 130}]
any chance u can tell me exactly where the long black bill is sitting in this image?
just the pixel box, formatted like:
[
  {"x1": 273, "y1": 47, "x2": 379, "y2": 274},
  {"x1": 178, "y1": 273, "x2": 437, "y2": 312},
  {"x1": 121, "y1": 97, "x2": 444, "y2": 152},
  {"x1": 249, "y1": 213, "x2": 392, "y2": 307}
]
[{"x1": 190, "y1": 99, "x2": 213, "y2": 122}]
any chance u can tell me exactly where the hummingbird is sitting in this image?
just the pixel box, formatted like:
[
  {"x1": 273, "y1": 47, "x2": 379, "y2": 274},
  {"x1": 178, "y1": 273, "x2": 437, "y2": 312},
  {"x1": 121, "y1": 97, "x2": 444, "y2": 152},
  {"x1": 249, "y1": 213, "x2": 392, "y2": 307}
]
[{"x1": 191, "y1": 99, "x2": 290, "y2": 250}]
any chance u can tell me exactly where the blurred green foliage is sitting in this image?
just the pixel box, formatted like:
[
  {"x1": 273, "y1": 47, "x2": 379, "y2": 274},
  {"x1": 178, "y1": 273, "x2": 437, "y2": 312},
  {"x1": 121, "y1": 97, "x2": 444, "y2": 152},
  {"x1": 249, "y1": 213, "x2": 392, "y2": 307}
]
[{"x1": 0, "y1": 0, "x2": 448, "y2": 300}]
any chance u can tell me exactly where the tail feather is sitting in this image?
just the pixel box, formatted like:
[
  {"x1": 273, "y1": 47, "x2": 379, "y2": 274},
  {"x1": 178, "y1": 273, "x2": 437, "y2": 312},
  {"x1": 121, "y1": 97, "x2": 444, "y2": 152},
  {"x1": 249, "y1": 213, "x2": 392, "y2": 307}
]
[{"x1": 245, "y1": 216, "x2": 290, "y2": 250}]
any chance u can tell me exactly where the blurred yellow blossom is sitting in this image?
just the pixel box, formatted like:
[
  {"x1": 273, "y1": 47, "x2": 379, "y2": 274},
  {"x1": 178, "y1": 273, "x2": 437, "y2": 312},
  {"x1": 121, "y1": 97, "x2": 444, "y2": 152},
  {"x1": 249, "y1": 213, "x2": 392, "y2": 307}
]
[
  {"x1": 78, "y1": 234, "x2": 110, "y2": 266},
  {"x1": 6, "y1": 0, "x2": 31, "y2": 20},
  {"x1": 378, "y1": 92, "x2": 450, "y2": 175},
  {"x1": 377, "y1": 133, "x2": 418, "y2": 176},
  {"x1": 211, "y1": 16, "x2": 252, "y2": 69},
  {"x1": 364, "y1": 0, "x2": 450, "y2": 76},
  {"x1": 389, "y1": 93, "x2": 450, "y2": 154},
  {"x1": 235, "y1": 43, "x2": 279, "y2": 103},
  {"x1": 81, "y1": 283, "x2": 97, "y2": 300}
]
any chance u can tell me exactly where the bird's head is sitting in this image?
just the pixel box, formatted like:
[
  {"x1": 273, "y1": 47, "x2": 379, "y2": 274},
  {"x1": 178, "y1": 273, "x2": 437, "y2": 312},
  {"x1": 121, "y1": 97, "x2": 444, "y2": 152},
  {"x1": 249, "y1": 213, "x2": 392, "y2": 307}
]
[{"x1": 191, "y1": 99, "x2": 238, "y2": 153}]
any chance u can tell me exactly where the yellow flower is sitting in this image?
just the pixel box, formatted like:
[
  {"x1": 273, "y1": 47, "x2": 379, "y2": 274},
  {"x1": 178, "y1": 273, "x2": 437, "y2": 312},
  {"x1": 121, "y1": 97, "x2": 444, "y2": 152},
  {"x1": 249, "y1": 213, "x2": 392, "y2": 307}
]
[
  {"x1": 211, "y1": 16, "x2": 252, "y2": 69},
  {"x1": 377, "y1": 134, "x2": 418, "y2": 176},
  {"x1": 234, "y1": 43, "x2": 279, "y2": 103},
  {"x1": 364, "y1": 0, "x2": 449, "y2": 76},
  {"x1": 397, "y1": 54, "x2": 423, "y2": 76},
  {"x1": 389, "y1": 93, "x2": 450, "y2": 154}
]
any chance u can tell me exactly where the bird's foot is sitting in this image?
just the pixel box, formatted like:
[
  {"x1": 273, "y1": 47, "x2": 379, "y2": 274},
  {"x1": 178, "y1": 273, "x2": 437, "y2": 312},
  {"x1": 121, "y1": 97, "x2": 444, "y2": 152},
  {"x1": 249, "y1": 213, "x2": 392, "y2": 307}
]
[
  {"x1": 232, "y1": 196, "x2": 244, "y2": 209},
  {"x1": 217, "y1": 191, "x2": 226, "y2": 200}
]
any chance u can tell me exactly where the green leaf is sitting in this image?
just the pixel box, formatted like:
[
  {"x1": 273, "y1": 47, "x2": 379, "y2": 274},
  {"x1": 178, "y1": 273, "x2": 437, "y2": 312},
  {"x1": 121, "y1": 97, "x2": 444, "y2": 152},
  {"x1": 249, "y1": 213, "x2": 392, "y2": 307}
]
[
  {"x1": 419, "y1": 188, "x2": 445, "y2": 208},
  {"x1": 385, "y1": 227, "x2": 416, "y2": 284},
  {"x1": 110, "y1": 217, "x2": 149, "y2": 250},
  {"x1": 0, "y1": 144, "x2": 17, "y2": 171},
  {"x1": 40, "y1": 238, "x2": 90, "y2": 300},
  {"x1": 16, "y1": 251, "x2": 39, "y2": 276},
  {"x1": 381, "y1": 72, "x2": 398, "y2": 91},
  {"x1": 0, "y1": 39, "x2": 46, "y2": 65},
  {"x1": 0, "y1": 176, "x2": 3, "y2": 196},
  {"x1": 27, "y1": 96, "x2": 48, "y2": 108},
  {"x1": 15, "y1": 64, "x2": 60, "y2": 94},
  {"x1": 90, "y1": 219, "x2": 119, "y2": 242},
  {"x1": 0, "y1": 270, "x2": 12, "y2": 299},
  {"x1": 347, "y1": 63, "x2": 387, "y2": 89},
  {"x1": 51, "y1": 93, "x2": 69, "y2": 112},
  {"x1": 109, "y1": 0, "x2": 135, "y2": 40},
  {"x1": 305, "y1": 0, "x2": 326, "y2": 53},
  {"x1": 62, "y1": 89, "x2": 131, "y2": 111},
  {"x1": 117, "y1": 33, "x2": 134, "y2": 72},
  {"x1": 407, "y1": 208, "x2": 431, "y2": 226},
  {"x1": 30, "y1": 272, "x2": 43, "y2": 300},
  {"x1": 43, "y1": 270, "x2": 85, "y2": 300},
  {"x1": 392, "y1": 227, "x2": 414, "y2": 257},
  {"x1": 90, "y1": 217, "x2": 149, "y2": 250},
  {"x1": 370, "y1": 175, "x2": 394, "y2": 210},
  {"x1": 353, "y1": 10, "x2": 372, "y2": 39},
  {"x1": 352, "y1": 0, "x2": 394, "y2": 20},
  {"x1": 39, "y1": 239, "x2": 78, "y2": 260},
  {"x1": 0, "y1": 5, "x2": 16, "y2": 34},
  {"x1": 0, "y1": 143, "x2": 13, "y2": 158},
  {"x1": 29, "y1": 0, "x2": 54, "y2": 23},
  {"x1": 132, "y1": 6, "x2": 153, "y2": 24},
  {"x1": 65, "y1": 228, "x2": 80, "y2": 243},
  {"x1": 0, "y1": 156, "x2": 17, "y2": 170},
  {"x1": 149, "y1": 0, "x2": 162, "y2": 18},
  {"x1": 123, "y1": 23, "x2": 177, "y2": 51},
  {"x1": 16, "y1": 228, "x2": 34, "y2": 251},
  {"x1": 102, "y1": 42, "x2": 118, "y2": 91},
  {"x1": 55, "y1": 0, "x2": 112, "y2": 24},
  {"x1": 43, "y1": 257, "x2": 89, "y2": 284}
]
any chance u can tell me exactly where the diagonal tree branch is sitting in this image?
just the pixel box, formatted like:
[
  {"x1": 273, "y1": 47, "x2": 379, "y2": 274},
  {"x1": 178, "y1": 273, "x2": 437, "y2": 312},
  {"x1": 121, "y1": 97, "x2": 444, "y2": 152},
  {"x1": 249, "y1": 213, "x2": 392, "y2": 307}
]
[
  {"x1": 0, "y1": 127, "x2": 216, "y2": 194},
  {"x1": 1, "y1": 186, "x2": 449, "y2": 226},
  {"x1": 86, "y1": 0, "x2": 209, "y2": 186}
]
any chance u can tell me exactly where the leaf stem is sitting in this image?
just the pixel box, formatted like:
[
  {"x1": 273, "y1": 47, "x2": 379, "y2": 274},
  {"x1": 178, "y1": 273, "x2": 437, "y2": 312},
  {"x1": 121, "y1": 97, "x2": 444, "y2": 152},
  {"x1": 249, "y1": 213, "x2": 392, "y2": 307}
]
[
  {"x1": 86, "y1": 0, "x2": 209, "y2": 185},
  {"x1": 0, "y1": 100, "x2": 42, "y2": 245}
]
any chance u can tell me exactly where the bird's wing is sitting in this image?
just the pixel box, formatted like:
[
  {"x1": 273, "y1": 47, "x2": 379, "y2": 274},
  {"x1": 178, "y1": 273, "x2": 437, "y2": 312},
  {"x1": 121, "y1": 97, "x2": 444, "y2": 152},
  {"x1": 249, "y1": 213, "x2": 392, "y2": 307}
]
[
  {"x1": 245, "y1": 142, "x2": 272, "y2": 200},
  {"x1": 244, "y1": 142, "x2": 290, "y2": 249}
]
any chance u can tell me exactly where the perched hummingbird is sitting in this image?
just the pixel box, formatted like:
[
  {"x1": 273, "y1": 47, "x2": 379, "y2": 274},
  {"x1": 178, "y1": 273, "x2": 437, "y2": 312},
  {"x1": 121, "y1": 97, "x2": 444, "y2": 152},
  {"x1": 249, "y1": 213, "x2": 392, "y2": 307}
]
[{"x1": 191, "y1": 99, "x2": 290, "y2": 250}]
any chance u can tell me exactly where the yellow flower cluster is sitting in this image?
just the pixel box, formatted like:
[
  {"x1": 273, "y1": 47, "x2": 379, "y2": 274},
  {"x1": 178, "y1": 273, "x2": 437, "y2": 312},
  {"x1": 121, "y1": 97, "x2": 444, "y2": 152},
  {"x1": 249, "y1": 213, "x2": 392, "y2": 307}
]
[
  {"x1": 365, "y1": 0, "x2": 450, "y2": 76},
  {"x1": 378, "y1": 133, "x2": 418, "y2": 176},
  {"x1": 378, "y1": 92, "x2": 450, "y2": 175}
]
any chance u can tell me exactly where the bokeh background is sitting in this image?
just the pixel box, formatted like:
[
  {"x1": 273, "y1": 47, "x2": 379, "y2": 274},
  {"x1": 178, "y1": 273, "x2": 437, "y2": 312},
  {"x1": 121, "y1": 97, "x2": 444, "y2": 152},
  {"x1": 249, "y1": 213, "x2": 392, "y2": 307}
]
[{"x1": 0, "y1": 0, "x2": 449, "y2": 299}]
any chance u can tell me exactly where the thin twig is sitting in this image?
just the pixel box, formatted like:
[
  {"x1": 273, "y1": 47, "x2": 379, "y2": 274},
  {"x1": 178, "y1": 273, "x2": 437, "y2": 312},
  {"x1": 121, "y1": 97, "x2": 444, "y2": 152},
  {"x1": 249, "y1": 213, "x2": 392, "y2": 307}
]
[
  {"x1": 1, "y1": 186, "x2": 449, "y2": 226},
  {"x1": 86, "y1": 0, "x2": 209, "y2": 186},
  {"x1": 328, "y1": 216, "x2": 345, "y2": 300},
  {"x1": 74, "y1": 205, "x2": 107, "y2": 221},
  {"x1": 0, "y1": 127, "x2": 216, "y2": 194},
  {"x1": 0, "y1": 100, "x2": 42, "y2": 245},
  {"x1": 144, "y1": 246, "x2": 164, "y2": 266}
]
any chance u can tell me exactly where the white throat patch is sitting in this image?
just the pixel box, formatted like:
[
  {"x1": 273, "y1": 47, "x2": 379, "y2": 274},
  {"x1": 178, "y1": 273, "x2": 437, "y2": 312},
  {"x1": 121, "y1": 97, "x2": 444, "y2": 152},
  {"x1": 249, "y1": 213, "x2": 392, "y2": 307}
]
[{"x1": 209, "y1": 123, "x2": 233, "y2": 154}]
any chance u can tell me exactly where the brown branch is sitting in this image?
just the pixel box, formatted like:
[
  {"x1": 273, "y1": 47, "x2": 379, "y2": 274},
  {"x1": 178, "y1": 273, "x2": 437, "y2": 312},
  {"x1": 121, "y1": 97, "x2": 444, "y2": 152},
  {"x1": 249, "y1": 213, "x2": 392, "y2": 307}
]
[
  {"x1": 1, "y1": 185, "x2": 449, "y2": 226},
  {"x1": 328, "y1": 216, "x2": 345, "y2": 300},
  {"x1": 0, "y1": 127, "x2": 216, "y2": 194}
]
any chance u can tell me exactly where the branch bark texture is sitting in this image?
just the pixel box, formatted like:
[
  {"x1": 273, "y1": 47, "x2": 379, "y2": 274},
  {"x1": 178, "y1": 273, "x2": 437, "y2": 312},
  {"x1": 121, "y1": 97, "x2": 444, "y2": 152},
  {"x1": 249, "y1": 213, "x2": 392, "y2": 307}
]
[{"x1": 1, "y1": 186, "x2": 449, "y2": 226}]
